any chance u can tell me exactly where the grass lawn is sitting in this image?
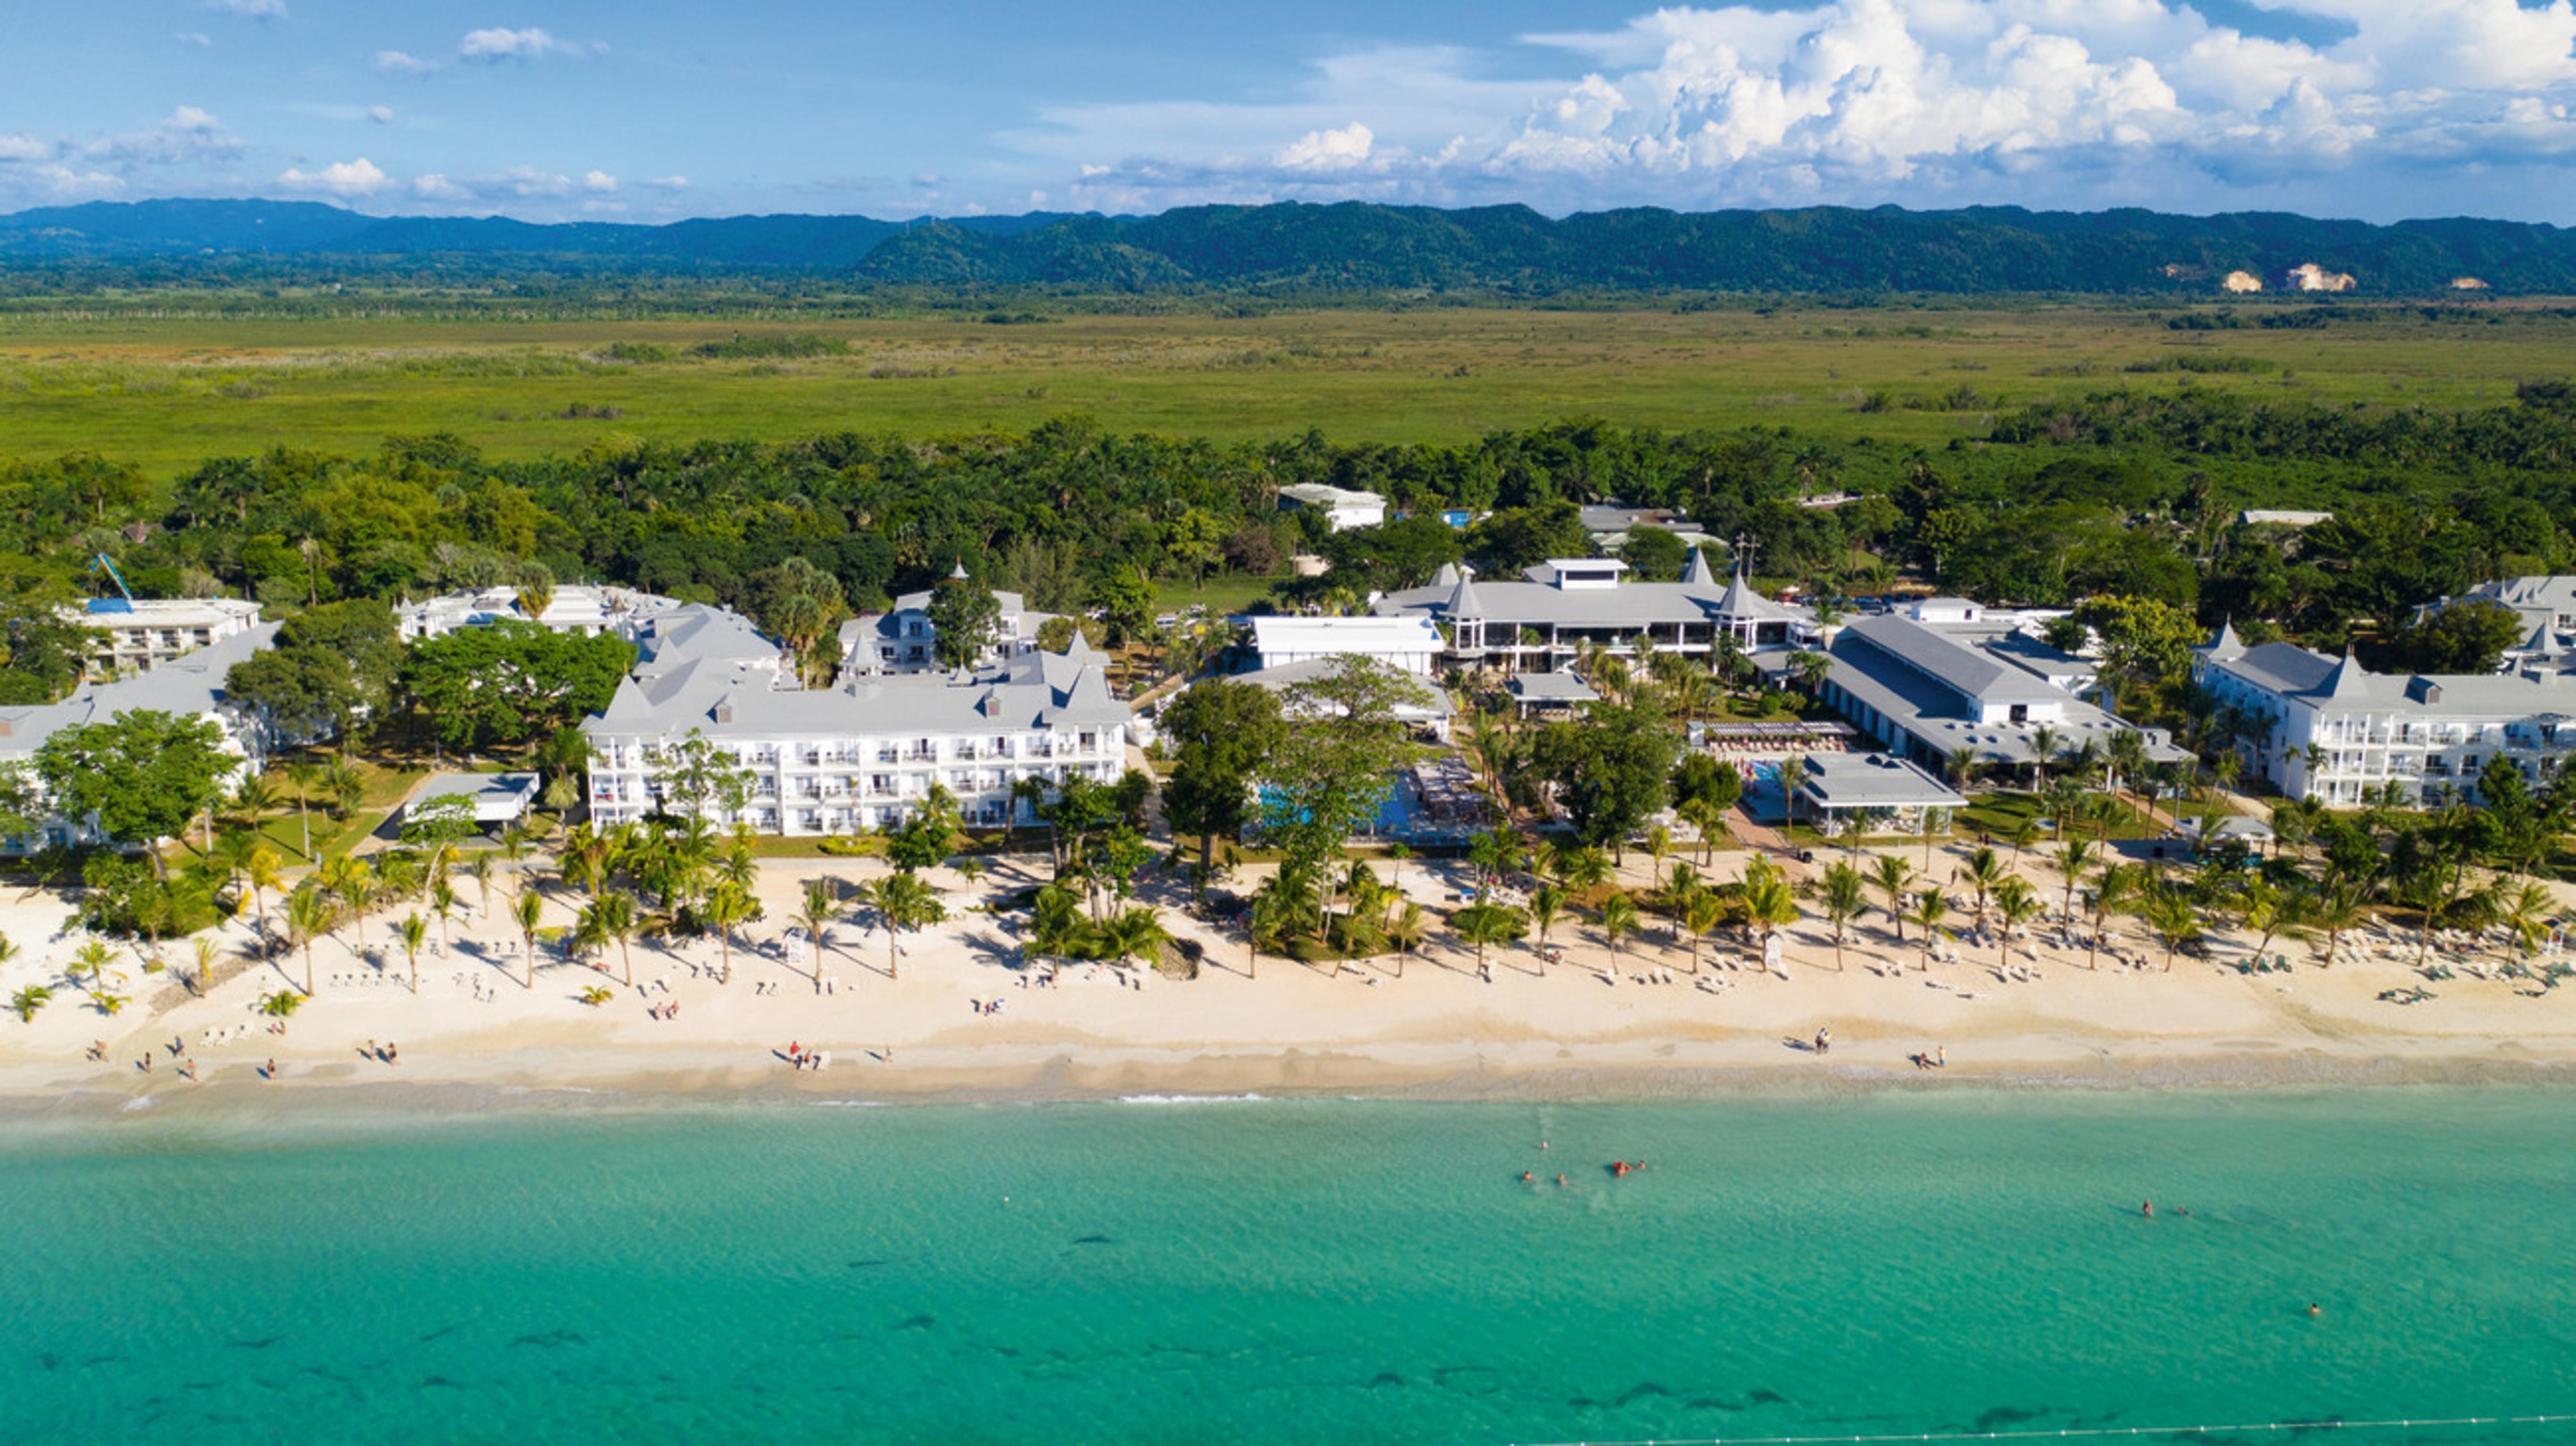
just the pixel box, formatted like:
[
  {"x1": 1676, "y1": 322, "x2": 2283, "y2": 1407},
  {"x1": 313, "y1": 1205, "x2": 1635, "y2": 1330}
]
[
  {"x1": 1953, "y1": 790, "x2": 2163, "y2": 844},
  {"x1": 1155, "y1": 575, "x2": 1280, "y2": 617}
]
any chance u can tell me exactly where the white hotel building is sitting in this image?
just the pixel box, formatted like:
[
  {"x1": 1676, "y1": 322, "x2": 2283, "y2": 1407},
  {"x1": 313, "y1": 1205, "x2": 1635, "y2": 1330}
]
[
  {"x1": 582, "y1": 605, "x2": 1133, "y2": 835},
  {"x1": 2195, "y1": 623, "x2": 2576, "y2": 807}
]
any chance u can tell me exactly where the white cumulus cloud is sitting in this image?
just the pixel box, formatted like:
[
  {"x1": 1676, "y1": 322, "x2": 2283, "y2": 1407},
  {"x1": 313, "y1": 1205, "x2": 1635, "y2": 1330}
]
[
  {"x1": 642, "y1": 174, "x2": 689, "y2": 190},
  {"x1": 84, "y1": 106, "x2": 242, "y2": 166},
  {"x1": 459, "y1": 27, "x2": 604, "y2": 61},
  {"x1": 368, "y1": 106, "x2": 395, "y2": 125},
  {"x1": 376, "y1": 49, "x2": 438, "y2": 75},
  {"x1": 276, "y1": 156, "x2": 390, "y2": 197},
  {"x1": 1016, "y1": 0, "x2": 2576, "y2": 218},
  {"x1": 0, "y1": 134, "x2": 50, "y2": 164},
  {"x1": 581, "y1": 169, "x2": 618, "y2": 192},
  {"x1": 199, "y1": 0, "x2": 287, "y2": 17}
]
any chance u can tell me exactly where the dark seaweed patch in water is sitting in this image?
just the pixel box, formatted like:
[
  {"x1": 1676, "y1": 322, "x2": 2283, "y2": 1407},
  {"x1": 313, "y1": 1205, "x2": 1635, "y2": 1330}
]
[
  {"x1": 36, "y1": 1352, "x2": 59, "y2": 1371},
  {"x1": 419, "y1": 1376, "x2": 465, "y2": 1390},
  {"x1": 183, "y1": 1383, "x2": 220, "y2": 1392},
  {"x1": 417, "y1": 1324, "x2": 460, "y2": 1343},
  {"x1": 1434, "y1": 1367, "x2": 1503, "y2": 1397},
  {"x1": 228, "y1": 1338, "x2": 281, "y2": 1350},
  {"x1": 1749, "y1": 1389, "x2": 1787, "y2": 1405},
  {"x1": 1072, "y1": 1234, "x2": 1115, "y2": 1246},
  {"x1": 509, "y1": 1331, "x2": 587, "y2": 1349},
  {"x1": 1975, "y1": 1406, "x2": 2047, "y2": 1432},
  {"x1": 846, "y1": 1258, "x2": 888, "y2": 1270},
  {"x1": 83, "y1": 1354, "x2": 125, "y2": 1367},
  {"x1": 895, "y1": 1315, "x2": 936, "y2": 1331},
  {"x1": 1368, "y1": 1373, "x2": 1405, "y2": 1390}
]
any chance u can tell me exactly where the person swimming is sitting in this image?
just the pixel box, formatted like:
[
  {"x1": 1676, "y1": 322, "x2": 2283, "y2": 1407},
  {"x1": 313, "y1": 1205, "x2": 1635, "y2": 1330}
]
[
  {"x1": 1521, "y1": 1171, "x2": 1534, "y2": 1183},
  {"x1": 2142, "y1": 1200, "x2": 2155, "y2": 1217}
]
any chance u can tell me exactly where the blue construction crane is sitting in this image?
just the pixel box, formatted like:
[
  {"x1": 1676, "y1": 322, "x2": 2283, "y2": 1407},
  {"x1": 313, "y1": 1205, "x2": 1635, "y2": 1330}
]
[{"x1": 87, "y1": 553, "x2": 137, "y2": 614}]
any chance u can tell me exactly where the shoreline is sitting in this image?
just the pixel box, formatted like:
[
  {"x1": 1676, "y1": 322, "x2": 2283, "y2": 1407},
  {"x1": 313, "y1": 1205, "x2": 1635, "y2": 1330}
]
[{"x1": 10, "y1": 1039, "x2": 2576, "y2": 1132}]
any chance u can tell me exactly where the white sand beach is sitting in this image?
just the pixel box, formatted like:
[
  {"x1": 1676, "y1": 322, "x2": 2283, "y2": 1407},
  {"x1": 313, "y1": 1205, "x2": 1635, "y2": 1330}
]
[{"x1": 6, "y1": 838, "x2": 2575, "y2": 1110}]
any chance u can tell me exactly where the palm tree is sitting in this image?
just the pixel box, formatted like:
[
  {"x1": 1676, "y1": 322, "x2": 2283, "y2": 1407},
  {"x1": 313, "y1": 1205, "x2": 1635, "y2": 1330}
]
[
  {"x1": 1101, "y1": 904, "x2": 1171, "y2": 973},
  {"x1": 283, "y1": 886, "x2": 332, "y2": 996},
  {"x1": 863, "y1": 872, "x2": 946, "y2": 979},
  {"x1": 1381, "y1": 842, "x2": 1413, "y2": 900},
  {"x1": 241, "y1": 842, "x2": 283, "y2": 945},
  {"x1": 2024, "y1": 725, "x2": 2059, "y2": 789},
  {"x1": 796, "y1": 879, "x2": 838, "y2": 989},
  {"x1": 1644, "y1": 826, "x2": 1675, "y2": 891},
  {"x1": 1560, "y1": 846, "x2": 1613, "y2": 896},
  {"x1": 187, "y1": 936, "x2": 216, "y2": 996},
  {"x1": 430, "y1": 875, "x2": 460, "y2": 953},
  {"x1": 1820, "y1": 861, "x2": 1867, "y2": 972},
  {"x1": 2304, "y1": 882, "x2": 2361, "y2": 969},
  {"x1": 702, "y1": 879, "x2": 760, "y2": 984},
  {"x1": 2086, "y1": 862, "x2": 2137, "y2": 970},
  {"x1": 2137, "y1": 881, "x2": 2202, "y2": 972},
  {"x1": 1946, "y1": 746, "x2": 1982, "y2": 794},
  {"x1": 396, "y1": 913, "x2": 428, "y2": 995},
  {"x1": 1909, "y1": 891, "x2": 1948, "y2": 971},
  {"x1": 2238, "y1": 879, "x2": 2314, "y2": 970},
  {"x1": 583, "y1": 891, "x2": 641, "y2": 987},
  {"x1": 1450, "y1": 902, "x2": 1527, "y2": 973},
  {"x1": 1993, "y1": 877, "x2": 2042, "y2": 969},
  {"x1": 322, "y1": 756, "x2": 366, "y2": 821},
  {"x1": 1870, "y1": 854, "x2": 1916, "y2": 941},
  {"x1": 512, "y1": 888, "x2": 545, "y2": 989},
  {"x1": 1596, "y1": 892, "x2": 1639, "y2": 967},
  {"x1": 1528, "y1": 886, "x2": 1564, "y2": 976},
  {"x1": 463, "y1": 851, "x2": 496, "y2": 916},
  {"x1": 1384, "y1": 899, "x2": 1428, "y2": 978},
  {"x1": 73, "y1": 939, "x2": 117, "y2": 998},
  {"x1": 1955, "y1": 846, "x2": 2007, "y2": 937},
  {"x1": 2491, "y1": 879, "x2": 2556, "y2": 971},
  {"x1": 1741, "y1": 857, "x2": 1799, "y2": 971},
  {"x1": 2051, "y1": 838, "x2": 2098, "y2": 922},
  {"x1": 284, "y1": 760, "x2": 321, "y2": 859},
  {"x1": 1681, "y1": 889, "x2": 1725, "y2": 974},
  {"x1": 1678, "y1": 797, "x2": 1725, "y2": 865}
]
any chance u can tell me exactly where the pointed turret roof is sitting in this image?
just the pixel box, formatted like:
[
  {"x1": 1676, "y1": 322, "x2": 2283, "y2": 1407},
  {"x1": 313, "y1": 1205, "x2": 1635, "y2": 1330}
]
[
  {"x1": 1430, "y1": 561, "x2": 1461, "y2": 589},
  {"x1": 2523, "y1": 621, "x2": 2556, "y2": 656},
  {"x1": 1445, "y1": 572, "x2": 1487, "y2": 619},
  {"x1": 1712, "y1": 563, "x2": 1767, "y2": 619},
  {"x1": 2314, "y1": 646, "x2": 2372, "y2": 701},
  {"x1": 1683, "y1": 547, "x2": 1719, "y2": 589},
  {"x1": 2205, "y1": 619, "x2": 2246, "y2": 661}
]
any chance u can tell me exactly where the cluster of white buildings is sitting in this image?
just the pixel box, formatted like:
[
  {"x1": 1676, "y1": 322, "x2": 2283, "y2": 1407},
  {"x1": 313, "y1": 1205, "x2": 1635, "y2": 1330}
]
[
  {"x1": 396, "y1": 584, "x2": 688, "y2": 642},
  {"x1": 69, "y1": 596, "x2": 263, "y2": 679},
  {"x1": 1367, "y1": 550, "x2": 1821, "y2": 672},
  {"x1": 840, "y1": 568, "x2": 1060, "y2": 676},
  {"x1": 0, "y1": 624, "x2": 287, "y2": 852},
  {"x1": 581, "y1": 605, "x2": 1133, "y2": 837}
]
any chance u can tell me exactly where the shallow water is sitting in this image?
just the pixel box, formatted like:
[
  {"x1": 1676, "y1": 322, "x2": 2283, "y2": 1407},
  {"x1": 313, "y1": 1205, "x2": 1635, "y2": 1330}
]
[{"x1": 5, "y1": 1087, "x2": 2575, "y2": 1445}]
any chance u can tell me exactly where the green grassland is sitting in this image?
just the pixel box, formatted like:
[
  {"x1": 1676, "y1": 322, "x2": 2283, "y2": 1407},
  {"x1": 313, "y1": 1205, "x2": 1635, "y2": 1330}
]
[{"x1": 2, "y1": 300, "x2": 2572, "y2": 473}]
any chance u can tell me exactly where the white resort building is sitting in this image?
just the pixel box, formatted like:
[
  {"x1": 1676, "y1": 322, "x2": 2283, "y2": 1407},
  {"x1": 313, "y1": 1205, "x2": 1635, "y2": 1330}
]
[
  {"x1": 582, "y1": 605, "x2": 1133, "y2": 837},
  {"x1": 842, "y1": 569, "x2": 1059, "y2": 676},
  {"x1": 2196, "y1": 623, "x2": 2576, "y2": 807},
  {"x1": 70, "y1": 596, "x2": 263, "y2": 679},
  {"x1": 0, "y1": 624, "x2": 288, "y2": 852},
  {"x1": 1277, "y1": 483, "x2": 1387, "y2": 532},
  {"x1": 1371, "y1": 550, "x2": 1817, "y2": 673},
  {"x1": 1817, "y1": 604, "x2": 2184, "y2": 776},
  {"x1": 396, "y1": 584, "x2": 688, "y2": 642}
]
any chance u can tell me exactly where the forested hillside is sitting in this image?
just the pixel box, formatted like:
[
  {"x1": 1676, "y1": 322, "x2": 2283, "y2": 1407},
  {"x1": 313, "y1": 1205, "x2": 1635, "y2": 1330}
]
[{"x1": 6, "y1": 198, "x2": 2576, "y2": 295}]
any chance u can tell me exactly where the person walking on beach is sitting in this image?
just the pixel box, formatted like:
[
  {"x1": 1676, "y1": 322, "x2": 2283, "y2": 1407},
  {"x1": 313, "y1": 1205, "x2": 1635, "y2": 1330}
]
[{"x1": 1814, "y1": 1027, "x2": 1832, "y2": 1055}]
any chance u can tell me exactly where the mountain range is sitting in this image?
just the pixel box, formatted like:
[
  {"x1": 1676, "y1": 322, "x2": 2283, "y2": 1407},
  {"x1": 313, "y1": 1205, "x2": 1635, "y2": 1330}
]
[{"x1": 3, "y1": 197, "x2": 2572, "y2": 295}]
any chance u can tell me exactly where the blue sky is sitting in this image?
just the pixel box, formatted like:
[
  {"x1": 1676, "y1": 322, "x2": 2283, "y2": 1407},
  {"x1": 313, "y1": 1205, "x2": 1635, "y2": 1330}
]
[{"x1": 4, "y1": 0, "x2": 2576, "y2": 222}]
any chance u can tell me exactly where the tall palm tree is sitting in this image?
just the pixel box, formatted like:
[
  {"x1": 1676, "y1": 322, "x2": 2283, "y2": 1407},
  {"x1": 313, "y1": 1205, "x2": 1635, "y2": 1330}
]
[
  {"x1": 862, "y1": 872, "x2": 946, "y2": 980},
  {"x1": 1528, "y1": 886, "x2": 1564, "y2": 976},
  {"x1": 1993, "y1": 877, "x2": 2042, "y2": 970},
  {"x1": 1954, "y1": 846, "x2": 2007, "y2": 937},
  {"x1": 1946, "y1": 746, "x2": 1982, "y2": 795},
  {"x1": 701, "y1": 879, "x2": 758, "y2": 984},
  {"x1": 396, "y1": 913, "x2": 428, "y2": 995},
  {"x1": 284, "y1": 760, "x2": 321, "y2": 860},
  {"x1": 2137, "y1": 881, "x2": 2202, "y2": 972},
  {"x1": 1384, "y1": 899, "x2": 1428, "y2": 978},
  {"x1": 2024, "y1": 725, "x2": 2059, "y2": 789},
  {"x1": 322, "y1": 756, "x2": 366, "y2": 822},
  {"x1": 1101, "y1": 904, "x2": 1170, "y2": 973},
  {"x1": 512, "y1": 888, "x2": 545, "y2": 989},
  {"x1": 1596, "y1": 893, "x2": 1638, "y2": 966},
  {"x1": 797, "y1": 879, "x2": 839, "y2": 989},
  {"x1": 2084, "y1": 862, "x2": 2137, "y2": 970},
  {"x1": 1381, "y1": 842, "x2": 1413, "y2": 900},
  {"x1": 1870, "y1": 854, "x2": 1916, "y2": 941},
  {"x1": 242, "y1": 842, "x2": 283, "y2": 945},
  {"x1": 463, "y1": 852, "x2": 496, "y2": 916},
  {"x1": 2493, "y1": 879, "x2": 2556, "y2": 970},
  {"x1": 1741, "y1": 857, "x2": 1799, "y2": 971},
  {"x1": 1560, "y1": 846, "x2": 1613, "y2": 896},
  {"x1": 1909, "y1": 891, "x2": 1948, "y2": 971},
  {"x1": 1681, "y1": 889, "x2": 1725, "y2": 974},
  {"x1": 282, "y1": 886, "x2": 332, "y2": 996},
  {"x1": 1820, "y1": 861, "x2": 1867, "y2": 972},
  {"x1": 430, "y1": 876, "x2": 459, "y2": 953},
  {"x1": 583, "y1": 890, "x2": 641, "y2": 987},
  {"x1": 2051, "y1": 838, "x2": 2098, "y2": 922}
]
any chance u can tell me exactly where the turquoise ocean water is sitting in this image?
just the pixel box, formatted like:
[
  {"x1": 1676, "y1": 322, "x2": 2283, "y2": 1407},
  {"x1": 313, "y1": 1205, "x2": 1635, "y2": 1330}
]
[{"x1": 5, "y1": 1087, "x2": 2576, "y2": 1446}]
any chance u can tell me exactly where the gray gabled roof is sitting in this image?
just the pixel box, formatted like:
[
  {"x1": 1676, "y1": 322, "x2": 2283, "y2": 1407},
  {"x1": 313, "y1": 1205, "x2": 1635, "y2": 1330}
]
[
  {"x1": 1835, "y1": 615, "x2": 2058, "y2": 705},
  {"x1": 587, "y1": 633, "x2": 1128, "y2": 743},
  {"x1": 0, "y1": 622, "x2": 281, "y2": 755}
]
